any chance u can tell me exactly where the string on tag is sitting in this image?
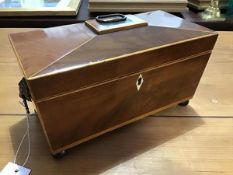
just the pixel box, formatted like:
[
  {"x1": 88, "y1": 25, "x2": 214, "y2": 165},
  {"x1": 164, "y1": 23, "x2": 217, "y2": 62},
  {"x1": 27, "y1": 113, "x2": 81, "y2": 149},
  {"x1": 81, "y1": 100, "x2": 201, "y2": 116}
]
[{"x1": 13, "y1": 102, "x2": 31, "y2": 167}]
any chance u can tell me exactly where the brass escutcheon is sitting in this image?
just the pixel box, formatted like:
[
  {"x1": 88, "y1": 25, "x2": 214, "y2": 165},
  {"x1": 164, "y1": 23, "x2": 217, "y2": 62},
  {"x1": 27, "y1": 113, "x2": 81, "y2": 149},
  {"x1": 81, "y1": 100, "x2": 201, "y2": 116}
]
[{"x1": 136, "y1": 74, "x2": 143, "y2": 91}]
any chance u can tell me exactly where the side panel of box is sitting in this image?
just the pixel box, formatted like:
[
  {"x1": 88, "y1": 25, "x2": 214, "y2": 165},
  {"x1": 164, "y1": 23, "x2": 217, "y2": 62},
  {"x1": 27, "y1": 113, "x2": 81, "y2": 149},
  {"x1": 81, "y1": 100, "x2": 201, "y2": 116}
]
[{"x1": 35, "y1": 54, "x2": 210, "y2": 153}]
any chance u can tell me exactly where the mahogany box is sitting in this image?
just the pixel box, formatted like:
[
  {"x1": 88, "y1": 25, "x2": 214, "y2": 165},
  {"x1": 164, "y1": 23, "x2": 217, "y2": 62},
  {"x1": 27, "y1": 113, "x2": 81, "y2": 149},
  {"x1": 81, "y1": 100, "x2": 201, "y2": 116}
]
[{"x1": 9, "y1": 11, "x2": 218, "y2": 156}]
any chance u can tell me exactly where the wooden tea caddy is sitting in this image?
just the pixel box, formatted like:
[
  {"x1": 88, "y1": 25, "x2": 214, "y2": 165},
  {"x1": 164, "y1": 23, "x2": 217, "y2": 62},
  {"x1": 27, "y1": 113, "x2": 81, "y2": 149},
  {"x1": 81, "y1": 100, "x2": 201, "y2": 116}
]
[{"x1": 9, "y1": 11, "x2": 218, "y2": 157}]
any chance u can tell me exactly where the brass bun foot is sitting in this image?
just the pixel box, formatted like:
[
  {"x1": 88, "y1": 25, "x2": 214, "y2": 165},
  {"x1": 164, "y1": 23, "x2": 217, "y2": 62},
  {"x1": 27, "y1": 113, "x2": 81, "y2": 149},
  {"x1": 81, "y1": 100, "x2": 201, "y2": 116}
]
[
  {"x1": 178, "y1": 100, "x2": 189, "y2": 107},
  {"x1": 52, "y1": 150, "x2": 67, "y2": 159}
]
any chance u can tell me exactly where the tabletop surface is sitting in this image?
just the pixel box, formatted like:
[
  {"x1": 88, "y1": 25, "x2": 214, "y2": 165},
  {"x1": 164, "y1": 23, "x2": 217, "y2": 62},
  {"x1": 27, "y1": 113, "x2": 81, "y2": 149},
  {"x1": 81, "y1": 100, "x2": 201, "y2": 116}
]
[{"x1": 0, "y1": 29, "x2": 233, "y2": 174}]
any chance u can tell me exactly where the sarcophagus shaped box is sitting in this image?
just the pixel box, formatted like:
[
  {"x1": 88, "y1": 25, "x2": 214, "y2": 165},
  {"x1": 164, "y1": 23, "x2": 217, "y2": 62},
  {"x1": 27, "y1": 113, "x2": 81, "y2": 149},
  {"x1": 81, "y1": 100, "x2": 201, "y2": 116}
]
[{"x1": 9, "y1": 11, "x2": 217, "y2": 156}]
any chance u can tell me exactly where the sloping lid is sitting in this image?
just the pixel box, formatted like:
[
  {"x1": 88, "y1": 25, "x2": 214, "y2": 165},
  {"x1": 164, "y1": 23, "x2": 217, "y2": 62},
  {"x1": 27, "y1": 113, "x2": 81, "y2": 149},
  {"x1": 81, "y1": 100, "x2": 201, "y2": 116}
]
[
  {"x1": 9, "y1": 10, "x2": 216, "y2": 79},
  {"x1": 9, "y1": 23, "x2": 96, "y2": 78}
]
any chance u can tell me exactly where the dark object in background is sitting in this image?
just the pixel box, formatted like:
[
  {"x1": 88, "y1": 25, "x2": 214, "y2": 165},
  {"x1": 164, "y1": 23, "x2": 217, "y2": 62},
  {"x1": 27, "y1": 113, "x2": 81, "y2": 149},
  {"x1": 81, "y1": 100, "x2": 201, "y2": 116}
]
[{"x1": 227, "y1": 0, "x2": 233, "y2": 16}]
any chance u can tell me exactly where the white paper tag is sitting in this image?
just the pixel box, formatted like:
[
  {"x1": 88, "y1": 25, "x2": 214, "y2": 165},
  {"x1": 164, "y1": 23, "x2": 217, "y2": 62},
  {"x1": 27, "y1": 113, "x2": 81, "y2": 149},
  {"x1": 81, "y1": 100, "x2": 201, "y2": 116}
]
[{"x1": 1, "y1": 162, "x2": 31, "y2": 175}]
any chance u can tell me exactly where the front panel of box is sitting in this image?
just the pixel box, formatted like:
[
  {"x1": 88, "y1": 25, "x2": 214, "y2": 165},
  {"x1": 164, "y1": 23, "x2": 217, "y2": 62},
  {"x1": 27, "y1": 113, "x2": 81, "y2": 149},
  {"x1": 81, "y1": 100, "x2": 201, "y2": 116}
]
[{"x1": 35, "y1": 54, "x2": 209, "y2": 152}]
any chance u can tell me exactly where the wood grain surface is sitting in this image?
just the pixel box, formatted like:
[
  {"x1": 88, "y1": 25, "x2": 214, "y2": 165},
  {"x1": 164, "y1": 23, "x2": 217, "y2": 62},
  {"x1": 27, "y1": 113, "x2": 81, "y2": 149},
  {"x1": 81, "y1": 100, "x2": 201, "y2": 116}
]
[
  {"x1": 28, "y1": 35, "x2": 216, "y2": 101},
  {"x1": 8, "y1": 12, "x2": 218, "y2": 154},
  {"x1": 8, "y1": 11, "x2": 215, "y2": 80},
  {"x1": 0, "y1": 29, "x2": 233, "y2": 174},
  {"x1": 0, "y1": 115, "x2": 233, "y2": 175},
  {"x1": 36, "y1": 54, "x2": 209, "y2": 152},
  {"x1": 9, "y1": 24, "x2": 96, "y2": 78}
]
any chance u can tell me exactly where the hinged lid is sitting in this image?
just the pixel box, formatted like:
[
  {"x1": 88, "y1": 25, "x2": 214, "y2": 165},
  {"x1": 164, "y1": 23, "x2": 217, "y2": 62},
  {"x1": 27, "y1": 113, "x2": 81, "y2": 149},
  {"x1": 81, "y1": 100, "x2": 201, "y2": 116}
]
[
  {"x1": 9, "y1": 11, "x2": 215, "y2": 80},
  {"x1": 9, "y1": 11, "x2": 217, "y2": 101}
]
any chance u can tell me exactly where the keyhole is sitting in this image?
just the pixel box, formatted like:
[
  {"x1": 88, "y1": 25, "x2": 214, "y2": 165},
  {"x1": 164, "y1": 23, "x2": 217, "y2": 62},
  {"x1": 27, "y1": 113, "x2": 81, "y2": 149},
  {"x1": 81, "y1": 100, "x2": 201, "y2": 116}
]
[
  {"x1": 136, "y1": 74, "x2": 143, "y2": 91},
  {"x1": 137, "y1": 77, "x2": 142, "y2": 86}
]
